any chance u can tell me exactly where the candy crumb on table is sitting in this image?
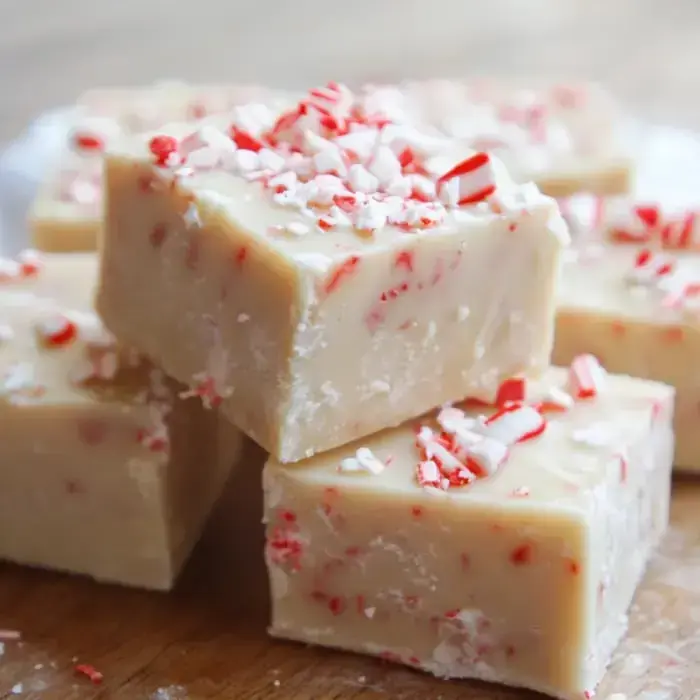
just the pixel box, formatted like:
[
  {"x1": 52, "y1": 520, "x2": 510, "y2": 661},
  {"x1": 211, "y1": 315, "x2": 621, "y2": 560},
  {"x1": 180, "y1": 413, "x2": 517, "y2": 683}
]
[
  {"x1": 0, "y1": 250, "x2": 244, "y2": 589},
  {"x1": 264, "y1": 363, "x2": 673, "y2": 700}
]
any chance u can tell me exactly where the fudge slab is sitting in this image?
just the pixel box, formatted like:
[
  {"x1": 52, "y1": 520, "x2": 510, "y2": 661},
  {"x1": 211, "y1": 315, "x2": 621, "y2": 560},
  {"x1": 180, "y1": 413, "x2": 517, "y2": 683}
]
[
  {"x1": 554, "y1": 240, "x2": 700, "y2": 470},
  {"x1": 96, "y1": 83, "x2": 569, "y2": 462},
  {"x1": 29, "y1": 82, "x2": 270, "y2": 253},
  {"x1": 0, "y1": 251, "x2": 244, "y2": 589},
  {"x1": 264, "y1": 366, "x2": 673, "y2": 700},
  {"x1": 391, "y1": 79, "x2": 632, "y2": 198}
]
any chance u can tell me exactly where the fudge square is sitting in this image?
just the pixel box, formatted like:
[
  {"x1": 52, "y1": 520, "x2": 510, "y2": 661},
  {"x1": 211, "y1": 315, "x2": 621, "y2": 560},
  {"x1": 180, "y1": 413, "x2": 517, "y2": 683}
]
[
  {"x1": 263, "y1": 365, "x2": 673, "y2": 700},
  {"x1": 96, "y1": 81, "x2": 569, "y2": 463},
  {"x1": 395, "y1": 79, "x2": 632, "y2": 198},
  {"x1": 554, "y1": 236, "x2": 700, "y2": 470},
  {"x1": 29, "y1": 81, "x2": 271, "y2": 253},
  {"x1": 0, "y1": 251, "x2": 244, "y2": 589}
]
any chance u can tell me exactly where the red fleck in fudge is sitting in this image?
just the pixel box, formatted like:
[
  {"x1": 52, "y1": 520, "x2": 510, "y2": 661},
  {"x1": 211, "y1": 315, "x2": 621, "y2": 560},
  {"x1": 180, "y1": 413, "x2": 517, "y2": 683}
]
[
  {"x1": 96, "y1": 81, "x2": 569, "y2": 463},
  {"x1": 378, "y1": 79, "x2": 632, "y2": 198},
  {"x1": 263, "y1": 365, "x2": 673, "y2": 700},
  {"x1": 29, "y1": 82, "x2": 272, "y2": 252},
  {"x1": 0, "y1": 251, "x2": 244, "y2": 589},
  {"x1": 554, "y1": 234, "x2": 700, "y2": 470}
]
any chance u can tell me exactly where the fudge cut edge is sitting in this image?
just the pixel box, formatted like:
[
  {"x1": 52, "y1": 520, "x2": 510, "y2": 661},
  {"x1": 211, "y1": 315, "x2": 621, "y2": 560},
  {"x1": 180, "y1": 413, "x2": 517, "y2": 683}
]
[
  {"x1": 262, "y1": 372, "x2": 674, "y2": 698},
  {"x1": 97, "y1": 150, "x2": 565, "y2": 462},
  {"x1": 97, "y1": 154, "x2": 303, "y2": 460}
]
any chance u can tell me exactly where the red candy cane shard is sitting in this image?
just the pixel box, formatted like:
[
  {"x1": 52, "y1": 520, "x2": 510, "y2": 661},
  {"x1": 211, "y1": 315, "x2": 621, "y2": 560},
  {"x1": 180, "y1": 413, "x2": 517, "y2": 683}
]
[
  {"x1": 148, "y1": 135, "x2": 179, "y2": 167},
  {"x1": 36, "y1": 314, "x2": 78, "y2": 348},
  {"x1": 627, "y1": 248, "x2": 675, "y2": 285},
  {"x1": 661, "y1": 211, "x2": 698, "y2": 249},
  {"x1": 482, "y1": 404, "x2": 546, "y2": 445},
  {"x1": 437, "y1": 152, "x2": 496, "y2": 207},
  {"x1": 568, "y1": 354, "x2": 606, "y2": 399},
  {"x1": 495, "y1": 377, "x2": 526, "y2": 406}
]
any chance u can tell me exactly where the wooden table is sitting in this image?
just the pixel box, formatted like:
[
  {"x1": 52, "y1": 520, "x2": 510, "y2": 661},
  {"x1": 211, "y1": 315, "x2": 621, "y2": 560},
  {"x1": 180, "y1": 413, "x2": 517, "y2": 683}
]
[
  {"x1": 1, "y1": 443, "x2": 700, "y2": 700},
  {"x1": 2, "y1": 1, "x2": 700, "y2": 698}
]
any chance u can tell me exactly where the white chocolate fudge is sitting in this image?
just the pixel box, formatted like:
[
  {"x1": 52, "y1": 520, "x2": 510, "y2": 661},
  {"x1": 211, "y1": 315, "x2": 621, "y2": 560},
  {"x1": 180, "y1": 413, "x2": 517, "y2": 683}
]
[
  {"x1": 29, "y1": 82, "x2": 271, "y2": 252},
  {"x1": 263, "y1": 366, "x2": 673, "y2": 700},
  {"x1": 391, "y1": 79, "x2": 631, "y2": 198},
  {"x1": 0, "y1": 251, "x2": 244, "y2": 589},
  {"x1": 554, "y1": 237, "x2": 700, "y2": 470},
  {"x1": 96, "y1": 82, "x2": 569, "y2": 463}
]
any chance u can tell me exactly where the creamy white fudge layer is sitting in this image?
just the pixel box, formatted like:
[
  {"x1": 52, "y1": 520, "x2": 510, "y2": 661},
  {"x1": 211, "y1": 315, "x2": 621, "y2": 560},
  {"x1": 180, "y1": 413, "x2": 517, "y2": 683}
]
[
  {"x1": 264, "y1": 366, "x2": 673, "y2": 700},
  {"x1": 555, "y1": 236, "x2": 700, "y2": 470},
  {"x1": 29, "y1": 82, "x2": 269, "y2": 252},
  {"x1": 96, "y1": 81, "x2": 569, "y2": 462},
  {"x1": 0, "y1": 252, "x2": 243, "y2": 589}
]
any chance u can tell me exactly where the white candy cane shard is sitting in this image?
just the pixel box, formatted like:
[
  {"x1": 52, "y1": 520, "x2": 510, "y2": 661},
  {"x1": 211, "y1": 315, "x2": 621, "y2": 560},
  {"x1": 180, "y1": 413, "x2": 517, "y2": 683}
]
[
  {"x1": 339, "y1": 447, "x2": 386, "y2": 475},
  {"x1": 543, "y1": 385, "x2": 574, "y2": 410},
  {"x1": 436, "y1": 406, "x2": 484, "y2": 458},
  {"x1": 416, "y1": 426, "x2": 463, "y2": 472},
  {"x1": 437, "y1": 152, "x2": 496, "y2": 207},
  {"x1": 569, "y1": 354, "x2": 606, "y2": 399},
  {"x1": 416, "y1": 459, "x2": 442, "y2": 487},
  {"x1": 468, "y1": 437, "x2": 509, "y2": 476},
  {"x1": 626, "y1": 249, "x2": 675, "y2": 286},
  {"x1": 478, "y1": 405, "x2": 545, "y2": 446}
]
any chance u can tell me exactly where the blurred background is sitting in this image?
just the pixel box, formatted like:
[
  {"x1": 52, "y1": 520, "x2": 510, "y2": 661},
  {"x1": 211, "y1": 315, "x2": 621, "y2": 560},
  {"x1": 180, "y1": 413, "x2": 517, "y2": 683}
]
[{"x1": 2, "y1": 0, "x2": 700, "y2": 140}]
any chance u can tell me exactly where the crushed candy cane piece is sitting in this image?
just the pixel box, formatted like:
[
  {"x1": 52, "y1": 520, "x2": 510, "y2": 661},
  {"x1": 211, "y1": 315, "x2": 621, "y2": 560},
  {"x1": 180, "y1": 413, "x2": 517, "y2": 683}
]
[
  {"x1": 74, "y1": 663, "x2": 103, "y2": 684},
  {"x1": 495, "y1": 377, "x2": 526, "y2": 405},
  {"x1": 35, "y1": 313, "x2": 78, "y2": 348},
  {"x1": 568, "y1": 354, "x2": 606, "y2": 399},
  {"x1": 437, "y1": 152, "x2": 496, "y2": 207},
  {"x1": 339, "y1": 447, "x2": 386, "y2": 475},
  {"x1": 416, "y1": 459, "x2": 441, "y2": 487},
  {"x1": 481, "y1": 404, "x2": 546, "y2": 445}
]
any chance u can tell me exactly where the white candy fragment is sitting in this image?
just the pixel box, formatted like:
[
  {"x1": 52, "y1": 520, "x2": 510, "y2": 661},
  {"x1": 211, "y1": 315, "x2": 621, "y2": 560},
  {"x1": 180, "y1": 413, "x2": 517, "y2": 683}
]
[{"x1": 339, "y1": 447, "x2": 386, "y2": 475}]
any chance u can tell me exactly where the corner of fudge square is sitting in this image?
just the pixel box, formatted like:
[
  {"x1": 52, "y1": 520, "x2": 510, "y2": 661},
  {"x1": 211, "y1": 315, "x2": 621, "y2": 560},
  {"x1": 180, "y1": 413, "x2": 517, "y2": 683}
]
[
  {"x1": 263, "y1": 363, "x2": 674, "y2": 699},
  {"x1": 0, "y1": 250, "x2": 244, "y2": 590},
  {"x1": 96, "y1": 81, "x2": 570, "y2": 463}
]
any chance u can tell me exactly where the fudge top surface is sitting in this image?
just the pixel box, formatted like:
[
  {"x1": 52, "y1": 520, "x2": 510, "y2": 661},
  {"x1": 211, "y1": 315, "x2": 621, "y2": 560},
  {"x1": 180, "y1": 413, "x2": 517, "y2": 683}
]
[
  {"x1": 36, "y1": 83, "x2": 284, "y2": 214},
  {"x1": 265, "y1": 366, "x2": 672, "y2": 511},
  {"x1": 558, "y1": 238, "x2": 700, "y2": 324},
  {"x1": 108, "y1": 82, "x2": 577, "y2": 258},
  {"x1": 0, "y1": 251, "x2": 161, "y2": 408}
]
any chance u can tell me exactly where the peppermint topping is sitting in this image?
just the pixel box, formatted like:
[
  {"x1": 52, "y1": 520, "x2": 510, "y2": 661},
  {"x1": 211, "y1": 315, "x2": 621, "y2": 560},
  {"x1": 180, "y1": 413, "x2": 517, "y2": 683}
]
[
  {"x1": 626, "y1": 249, "x2": 675, "y2": 287},
  {"x1": 436, "y1": 152, "x2": 496, "y2": 207},
  {"x1": 338, "y1": 447, "x2": 386, "y2": 475},
  {"x1": 609, "y1": 200, "x2": 699, "y2": 249},
  {"x1": 145, "y1": 82, "x2": 527, "y2": 238},
  {"x1": 568, "y1": 354, "x2": 607, "y2": 399},
  {"x1": 414, "y1": 401, "x2": 547, "y2": 490},
  {"x1": 0, "y1": 250, "x2": 42, "y2": 283},
  {"x1": 35, "y1": 314, "x2": 78, "y2": 348}
]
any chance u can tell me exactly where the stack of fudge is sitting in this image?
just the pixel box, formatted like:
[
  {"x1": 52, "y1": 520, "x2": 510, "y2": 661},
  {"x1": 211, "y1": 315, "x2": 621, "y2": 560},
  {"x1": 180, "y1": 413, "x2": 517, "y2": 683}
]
[{"x1": 2, "y1": 79, "x2": 679, "y2": 699}]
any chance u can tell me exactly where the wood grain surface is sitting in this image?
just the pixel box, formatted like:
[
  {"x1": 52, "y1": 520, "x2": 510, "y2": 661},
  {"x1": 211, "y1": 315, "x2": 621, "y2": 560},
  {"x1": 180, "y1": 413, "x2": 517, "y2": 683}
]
[{"x1": 2, "y1": 2, "x2": 700, "y2": 699}]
